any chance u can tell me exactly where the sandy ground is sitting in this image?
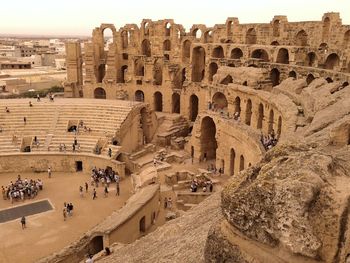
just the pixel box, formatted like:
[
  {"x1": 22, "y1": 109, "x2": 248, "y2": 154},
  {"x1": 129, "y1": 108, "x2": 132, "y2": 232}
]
[{"x1": 0, "y1": 171, "x2": 132, "y2": 263}]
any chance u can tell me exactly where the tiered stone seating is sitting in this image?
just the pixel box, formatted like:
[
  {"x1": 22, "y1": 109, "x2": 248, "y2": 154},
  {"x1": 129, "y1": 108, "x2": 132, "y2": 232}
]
[{"x1": 0, "y1": 98, "x2": 135, "y2": 155}]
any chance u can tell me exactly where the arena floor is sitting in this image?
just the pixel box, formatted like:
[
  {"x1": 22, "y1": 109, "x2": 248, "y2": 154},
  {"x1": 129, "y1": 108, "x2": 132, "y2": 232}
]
[{"x1": 0, "y1": 171, "x2": 132, "y2": 263}]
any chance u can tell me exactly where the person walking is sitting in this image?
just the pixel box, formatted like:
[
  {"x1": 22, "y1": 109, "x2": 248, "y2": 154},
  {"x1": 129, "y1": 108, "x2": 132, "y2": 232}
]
[
  {"x1": 104, "y1": 185, "x2": 109, "y2": 197},
  {"x1": 48, "y1": 167, "x2": 52, "y2": 178},
  {"x1": 85, "y1": 182, "x2": 88, "y2": 193},
  {"x1": 116, "y1": 182, "x2": 120, "y2": 196},
  {"x1": 21, "y1": 216, "x2": 26, "y2": 229},
  {"x1": 79, "y1": 186, "x2": 84, "y2": 197},
  {"x1": 92, "y1": 188, "x2": 97, "y2": 200}
]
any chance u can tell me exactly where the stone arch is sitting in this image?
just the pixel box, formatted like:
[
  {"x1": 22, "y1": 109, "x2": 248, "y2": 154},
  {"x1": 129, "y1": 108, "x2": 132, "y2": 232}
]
[
  {"x1": 189, "y1": 94, "x2": 199, "y2": 121},
  {"x1": 306, "y1": 74, "x2": 315, "y2": 85},
  {"x1": 276, "y1": 48, "x2": 289, "y2": 64},
  {"x1": 191, "y1": 46, "x2": 206, "y2": 82},
  {"x1": 172, "y1": 93, "x2": 180, "y2": 113},
  {"x1": 268, "y1": 109, "x2": 274, "y2": 133},
  {"x1": 322, "y1": 17, "x2": 331, "y2": 40},
  {"x1": 89, "y1": 236, "x2": 104, "y2": 255},
  {"x1": 154, "y1": 91, "x2": 163, "y2": 112},
  {"x1": 200, "y1": 116, "x2": 217, "y2": 160},
  {"x1": 234, "y1": 96, "x2": 241, "y2": 115},
  {"x1": 163, "y1": 40, "x2": 171, "y2": 51},
  {"x1": 231, "y1": 48, "x2": 243, "y2": 59},
  {"x1": 153, "y1": 61, "x2": 162, "y2": 85},
  {"x1": 94, "y1": 87, "x2": 106, "y2": 99},
  {"x1": 246, "y1": 28, "x2": 257, "y2": 44},
  {"x1": 270, "y1": 68, "x2": 280, "y2": 87},
  {"x1": 143, "y1": 22, "x2": 150, "y2": 36},
  {"x1": 208, "y1": 62, "x2": 218, "y2": 82},
  {"x1": 257, "y1": 103, "x2": 264, "y2": 129},
  {"x1": 102, "y1": 27, "x2": 114, "y2": 51},
  {"x1": 182, "y1": 40, "x2": 191, "y2": 62},
  {"x1": 212, "y1": 92, "x2": 228, "y2": 110},
  {"x1": 135, "y1": 90, "x2": 145, "y2": 102},
  {"x1": 121, "y1": 30, "x2": 129, "y2": 49},
  {"x1": 165, "y1": 22, "x2": 171, "y2": 37},
  {"x1": 230, "y1": 148, "x2": 235, "y2": 176},
  {"x1": 343, "y1": 30, "x2": 350, "y2": 49},
  {"x1": 289, "y1": 71, "x2": 297, "y2": 79},
  {"x1": 324, "y1": 53, "x2": 340, "y2": 70},
  {"x1": 273, "y1": 20, "x2": 280, "y2": 37},
  {"x1": 245, "y1": 99, "x2": 252, "y2": 126},
  {"x1": 271, "y1": 41, "x2": 279, "y2": 46},
  {"x1": 204, "y1": 30, "x2": 213, "y2": 43},
  {"x1": 277, "y1": 116, "x2": 282, "y2": 137},
  {"x1": 305, "y1": 52, "x2": 317, "y2": 67},
  {"x1": 193, "y1": 28, "x2": 202, "y2": 39},
  {"x1": 212, "y1": 46, "x2": 224, "y2": 58},
  {"x1": 134, "y1": 59, "x2": 144, "y2": 76},
  {"x1": 239, "y1": 155, "x2": 245, "y2": 171},
  {"x1": 120, "y1": 65, "x2": 128, "y2": 83},
  {"x1": 251, "y1": 49, "x2": 269, "y2": 62},
  {"x1": 141, "y1": 39, "x2": 151, "y2": 57},
  {"x1": 220, "y1": 75, "x2": 233, "y2": 85},
  {"x1": 296, "y1": 30, "x2": 308, "y2": 46}
]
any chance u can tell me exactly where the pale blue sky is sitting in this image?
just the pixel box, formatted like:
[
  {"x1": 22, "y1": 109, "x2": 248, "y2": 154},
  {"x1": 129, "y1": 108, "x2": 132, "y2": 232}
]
[{"x1": 1, "y1": 0, "x2": 349, "y2": 36}]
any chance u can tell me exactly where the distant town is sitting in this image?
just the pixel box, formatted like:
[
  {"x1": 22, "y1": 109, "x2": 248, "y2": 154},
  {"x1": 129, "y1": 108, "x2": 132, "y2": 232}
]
[{"x1": 0, "y1": 36, "x2": 90, "y2": 97}]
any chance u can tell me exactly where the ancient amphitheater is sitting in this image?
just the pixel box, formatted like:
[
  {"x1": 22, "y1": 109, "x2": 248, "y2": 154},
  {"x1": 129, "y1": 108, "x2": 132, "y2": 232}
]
[{"x1": 0, "y1": 12, "x2": 350, "y2": 263}]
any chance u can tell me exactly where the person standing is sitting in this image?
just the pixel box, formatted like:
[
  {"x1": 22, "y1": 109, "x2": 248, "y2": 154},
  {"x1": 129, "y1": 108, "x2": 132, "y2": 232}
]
[
  {"x1": 116, "y1": 182, "x2": 120, "y2": 196},
  {"x1": 104, "y1": 185, "x2": 109, "y2": 197},
  {"x1": 85, "y1": 182, "x2": 88, "y2": 193},
  {"x1": 79, "y1": 186, "x2": 84, "y2": 197},
  {"x1": 48, "y1": 167, "x2": 52, "y2": 178},
  {"x1": 21, "y1": 216, "x2": 26, "y2": 229},
  {"x1": 92, "y1": 188, "x2": 97, "y2": 200}
]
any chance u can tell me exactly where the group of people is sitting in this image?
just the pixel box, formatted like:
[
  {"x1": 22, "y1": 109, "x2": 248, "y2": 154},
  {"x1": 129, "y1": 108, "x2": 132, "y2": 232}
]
[
  {"x1": 207, "y1": 164, "x2": 224, "y2": 176},
  {"x1": 63, "y1": 202, "x2": 74, "y2": 221},
  {"x1": 261, "y1": 129, "x2": 278, "y2": 150},
  {"x1": 1, "y1": 175, "x2": 43, "y2": 203},
  {"x1": 89, "y1": 167, "x2": 120, "y2": 199},
  {"x1": 190, "y1": 178, "x2": 213, "y2": 193}
]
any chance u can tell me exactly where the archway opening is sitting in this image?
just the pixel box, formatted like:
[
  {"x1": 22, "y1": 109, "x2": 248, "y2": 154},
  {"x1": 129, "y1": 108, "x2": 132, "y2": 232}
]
[
  {"x1": 208, "y1": 62, "x2": 218, "y2": 82},
  {"x1": 277, "y1": 116, "x2": 282, "y2": 137},
  {"x1": 141, "y1": 39, "x2": 151, "y2": 57},
  {"x1": 230, "y1": 148, "x2": 235, "y2": 176},
  {"x1": 251, "y1": 49, "x2": 269, "y2": 62},
  {"x1": 193, "y1": 28, "x2": 202, "y2": 39},
  {"x1": 172, "y1": 93, "x2": 180, "y2": 113},
  {"x1": 182, "y1": 40, "x2": 191, "y2": 62},
  {"x1": 296, "y1": 30, "x2": 308, "y2": 46},
  {"x1": 165, "y1": 22, "x2": 171, "y2": 37},
  {"x1": 239, "y1": 155, "x2": 245, "y2": 171},
  {"x1": 212, "y1": 92, "x2": 228, "y2": 110},
  {"x1": 246, "y1": 28, "x2": 257, "y2": 44},
  {"x1": 234, "y1": 96, "x2": 241, "y2": 116},
  {"x1": 273, "y1": 20, "x2": 280, "y2": 37},
  {"x1": 200, "y1": 117, "x2": 217, "y2": 160},
  {"x1": 305, "y1": 52, "x2": 317, "y2": 67},
  {"x1": 102, "y1": 27, "x2": 113, "y2": 51},
  {"x1": 322, "y1": 17, "x2": 330, "y2": 40},
  {"x1": 271, "y1": 41, "x2": 279, "y2": 46},
  {"x1": 153, "y1": 62, "x2": 162, "y2": 85},
  {"x1": 189, "y1": 94, "x2": 199, "y2": 122},
  {"x1": 154, "y1": 92, "x2": 163, "y2": 112},
  {"x1": 134, "y1": 59, "x2": 144, "y2": 76},
  {"x1": 191, "y1": 46, "x2": 206, "y2": 82},
  {"x1": 163, "y1": 40, "x2": 171, "y2": 51},
  {"x1": 276, "y1": 48, "x2": 289, "y2": 64},
  {"x1": 324, "y1": 53, "x2": 340, "y2": 70},
  {"x1": 119, "y1": 65, "x2": 128, "y2": 83},
  {"x1": 220, "y1": 75, "x2": 233, "y2": 85},
  {"x1": 257, "y1": 103, "x2": 264, "y2": 129},
  {"x1": 140, "y1": 108, "x2": 151, "y2": 144},
  {"x1": 89, "y1": 236, "x2": 104, "y2": 255},
  {"x1": 97, "y1": 64, "x2": 106, "y2": 83},
  {"x1": 121, "y1": 30, "x2": 129, "y2": 49},
  {"x1": 288, "y1": 71, "x2": 297, "y2": 79},
  {"x1": 326, "y1": 77, "x2": 333, "y2": 83},
  {"x1": 245, "y1": 99, "x2": 252, "y2": 125},
  {"x1": 306, "y1": 74, "x2": 315, "y2": 85},
  {"x1": 343, "y1": 30, "x2": 350, "y2": 49},
  {"x1": 270, "y1": 68, "x2": 280, "y2": 87},
  {"x1": 231, "y1": 48, "x2": 243, "y2": 59},
  {"x1": 212, "y1": 46, "x2": 224, "y2": 58},
  {"x1": 135, "y1": 90, "x2": 145, "y2": 102},
  {"x1": 139, "y1": 216, "x2": 146, "y2": 233},
  {"x1": 94, "y1": 87, "x2": 106, "y2": 99}
]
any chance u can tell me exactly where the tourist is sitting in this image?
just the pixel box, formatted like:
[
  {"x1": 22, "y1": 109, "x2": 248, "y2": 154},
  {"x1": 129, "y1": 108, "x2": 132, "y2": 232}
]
[
  {"x1": 108, "y1": 147, "x2": 112, "y2": 157},
  {"x1": 36, "y1": 94, "x2": 40, "y2": 102},
  {"x1": 104, "y1": 247, "x2": 111, "y2": 256},
  {"x1": 79, "y1": 186, "x2": 84, "y2": 197},
  {"x1": 85, "y1": 254, "x2": 94, "y2": 263},
  {"x1": 20, "y1": 216, "x2": 26, "y2": 229},
  {"x1": 48, "y1": 167, "x2": 52, "y2": 178},
  {"x1": 116, "y1": 182, "x2": 120, "y2": 196},
  {"x1": 29, "y1": 101, "x2": 33, "y2": 107},
  {"x1": 68, "y1": 203, "x2": 74, "y2": 215},
  {"x1": 93, "y1": 188, "x2": 97, "y2": 200},
  {"x1": 23, "y1": 117, "x2": 27, "y2": 124},
  {"x1": 167, "y1": 197, "x2": 172, "y2": 209},
  {"x1": 85, "y1": 182, "x2": 89, "y2": 193},
  {"x1": 5, "y1": 107, "x2": 10, "y2": 113},
  {"x1": 63, "y1": 208, "x2": 67, "y2": 221},
  {"x1": 66, "y1": 203, "x2": 71, "y2": 216},
  {"x1": 104, "y1": 185, "x2": 109, "y2": 197},
  {"x1": 164, "y1": 197, "x2": 168, "y2": 208}
]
